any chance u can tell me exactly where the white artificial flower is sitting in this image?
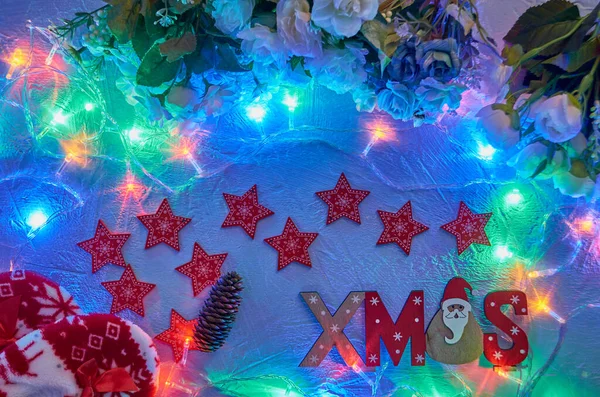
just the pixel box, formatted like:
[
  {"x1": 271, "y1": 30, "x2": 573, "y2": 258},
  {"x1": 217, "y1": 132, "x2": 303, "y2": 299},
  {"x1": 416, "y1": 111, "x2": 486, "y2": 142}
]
[
  {"x1": 277, "y1": 0, "x2": 323, "y2": 57},
  {"x1": 311, "y1": 0, "x2": 379, "y2": 37},
  {"x1": 212, "y1": 0, "x2": 254, "y2": 35},
  {"x1": 552, "y1": 160, "x2": 596, "y2": 200},
  {"x1": 476, "y1": 105, "x2": 520, "y2": 150},
  {"x1": 532, "y1": 94, "x2": 582, "y2": 143},
  {"x1": 508, "y1": 142, "x2": 568, "y2": 180}
]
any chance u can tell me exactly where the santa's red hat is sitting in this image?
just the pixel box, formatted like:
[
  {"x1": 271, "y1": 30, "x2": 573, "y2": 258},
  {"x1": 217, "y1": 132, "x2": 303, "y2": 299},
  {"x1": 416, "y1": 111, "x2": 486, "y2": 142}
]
[{"x1": 441, "y1": 277, "x2": 473, "y2": 311}]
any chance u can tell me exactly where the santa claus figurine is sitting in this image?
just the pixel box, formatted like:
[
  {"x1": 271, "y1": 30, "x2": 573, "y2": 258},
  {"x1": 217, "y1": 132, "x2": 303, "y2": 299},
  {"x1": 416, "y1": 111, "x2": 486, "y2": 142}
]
[{"x1": 426, "y1": 277, "x2": 483, "y2": 364}]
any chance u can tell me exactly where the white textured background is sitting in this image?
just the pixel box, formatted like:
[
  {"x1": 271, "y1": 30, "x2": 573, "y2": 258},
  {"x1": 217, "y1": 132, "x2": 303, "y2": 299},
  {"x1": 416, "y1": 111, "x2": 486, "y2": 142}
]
[{"x1": 1, "y1": 0, "x2": 600, "y2": 396}]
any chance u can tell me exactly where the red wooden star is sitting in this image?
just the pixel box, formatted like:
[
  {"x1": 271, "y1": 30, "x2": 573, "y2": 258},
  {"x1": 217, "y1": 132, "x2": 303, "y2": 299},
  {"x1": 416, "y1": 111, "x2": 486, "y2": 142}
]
[
  {"x1": 377, "y1": 201, "x2": 429, "y2": 255},
  {"x1": 137, "y1": 198, "x2": 191, "y2": 251},
  {"x1": 101, "y1": 265, "x2": 156, "y2": 316},
  {"x1": 222, "y1": 185, "x2": 274, "y2": 239},
  {"x1": 316, "y1": 173, "x2": 370, "y2": 224},
  {"x1": 441, "y1": 202, "x2": 492, "y2": 255},
  {"x1": 264, "y1": 218, "x2": 319, "y2": 271},
  {"x1": 77, "y1": 220, "x2": 130, "y2": 273},
  {"x1": 176, "y1": 242, "x2": 226, "y2": 296},
  {"x1": 155, "y1": 309, "x2": 199, "y2": 363}
]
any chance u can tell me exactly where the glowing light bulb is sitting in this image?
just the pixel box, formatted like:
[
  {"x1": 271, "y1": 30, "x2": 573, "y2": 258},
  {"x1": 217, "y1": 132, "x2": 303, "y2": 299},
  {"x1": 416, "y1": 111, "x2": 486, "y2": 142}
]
[
  {"x1": 127, "y1": 128, "x2": 142, "y2": 142},
  {"x1": 494, "y1": 367, "x2": 523, "y2": 384},
  {"x1": 5, "y1": 48, "x2": 25, "y2": 79},
  {"x1": 533, "y1": 299, "x2": 565, "y2": 323},
  {"x1": 84, "y1": 103, "x2": 94, "y2": 111},
  {"x1": 574, "y1": 215, "x2": 595, "y2": 234},
  {"x1": 26, "y1": 210, "x2": 48, "y2": 229},
  {"x1": 494, "y1": 245, "x2": 513, "y2": 261},
  {"x1": 246, "y1": 103, "x2": 266, "y2": 122},
  {"x1": 505, "y1": 189, "x2": 523, "y2": 206},
  {"x1": 477, "y1": 143, "x2": 496, "y2": 160},
  {"x1": 52, "y1": 111, "x2": 68, "y2": 125},
  {"x1": 528, "y1": 268, "x2": 558, "y2": 279},
  {"x1": 282, "y1": 94, "x2": 299, "y2": 112}
]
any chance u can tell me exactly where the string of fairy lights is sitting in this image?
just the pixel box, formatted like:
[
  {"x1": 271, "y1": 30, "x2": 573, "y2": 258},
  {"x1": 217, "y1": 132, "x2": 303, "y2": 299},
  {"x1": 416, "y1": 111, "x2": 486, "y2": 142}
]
[{"x1": 1, "y1": 24, "x2": 598, "y2": 396}]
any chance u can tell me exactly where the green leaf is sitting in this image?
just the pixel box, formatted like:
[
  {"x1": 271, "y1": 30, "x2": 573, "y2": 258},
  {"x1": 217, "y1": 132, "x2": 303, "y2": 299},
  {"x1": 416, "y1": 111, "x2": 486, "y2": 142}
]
[
  {"x1": 132, "y1": 15, "x2": 153, "y2": 60},
  {"x1": 105, "y1": 0, "x2": 141, "y2": 44},
  {"x1": 501, "y1": 44, "x2": 523, "y2": 66},
  {"x1": 361, "y1": 20, "x2": 399, "y2": 58},
  {"x1": 504, "y1": 0, "x2": 579, "y2": 45},
  {"x1": 185, "y1": 36, "x2": 248, "y2": 74},
  {"x1": 141, "y1": 0, "x2": 167, "y2": 40},
  {"x1": 530, "y1": 158, "x2": 548, "y2": 179},
  {"x1": 563, "y1": 1, "x2": 600, "y2": 52},
  {"x1": 137, "y1": 43, "x2": 181, "y2": 87},
  {"x1": 529, "y1": 20, "x2": 581, "y2": 56},
  {"x1": 290, "y1": 56, "x2": 305, "y2": 71},
  {"x1": 544, "y1": 37, "x2": 600, "y2": 72},
  {"x1": 159, "y1": 32, "x2": 197, "y2": 62}
]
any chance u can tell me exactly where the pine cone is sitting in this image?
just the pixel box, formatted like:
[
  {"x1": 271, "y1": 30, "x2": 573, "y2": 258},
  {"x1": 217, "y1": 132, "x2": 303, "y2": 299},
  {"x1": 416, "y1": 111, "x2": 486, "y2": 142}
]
[{"x1": 194, "y1": 271, "x2": 243, "y2": 352}]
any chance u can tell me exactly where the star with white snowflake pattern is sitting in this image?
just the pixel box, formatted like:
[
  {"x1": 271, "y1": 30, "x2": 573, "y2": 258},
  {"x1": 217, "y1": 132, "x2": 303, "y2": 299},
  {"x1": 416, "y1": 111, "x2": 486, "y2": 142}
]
[
  {"x1": 137, "y1": 198, "x2": 191, "y2": 251},
  {"x1": 309, "y1": 355, "x2": 319, "y2": 364},
  {"x1": 176, "y1": 242, "x2": 226, "y2": 296},
  {"x1": 330, "y1": 324, "x2": 340, "y2": 333},
  {"x1": 316, "y1": 173, "x2": 370, "y2": 224},
  {"x1": 510, "y1": 326, "x2": 520, "y2": 335},
  {"x1": 413, "y1": 296, "x2": 422, "y2": 305},
  {"x1": 101, "y1": 265, "x2": 156, "y2": 316},
  {"x1": 510, "y1": 295, "x2": 520, "y2": 305},
  {"x1": 155, "y1": 309, "x2": 199, "y2": 363},
  {"x1": 377, "y1": 201, "x2": 428, "y2": 255},
  {"x1": 78, "y1": 220, "x2": 130, "y2": 273},
  {"x1": 264, "y1": 218, "x2": 318, "y2": 270},
  {"x1": 415, "y1": 354, "x2": 424, "y2": 364},
  {"x1": 493, "y1": 351, "x2": 503, "y2": 361},
  {"x1": 351, "y1": 295, "x2": 361, "y2": 304},
  {"x1": 370, "y1": 297, "x2": 379, "y2": 306},
  {"x1": 441, "y1": 202, "x2": 492, "y2": 255},
  {"x1": 309, "y1": 295, "x2": 318, "y2": 304},
  {"x1": 222, "y1": 185, "x2": 274, "y2": 238},
  {"x1": 368, "y1": 353, "x2": 378, "y2": 363},
  {"x1": 393, "y1": 332, "x2": 402, "y2": 341}
]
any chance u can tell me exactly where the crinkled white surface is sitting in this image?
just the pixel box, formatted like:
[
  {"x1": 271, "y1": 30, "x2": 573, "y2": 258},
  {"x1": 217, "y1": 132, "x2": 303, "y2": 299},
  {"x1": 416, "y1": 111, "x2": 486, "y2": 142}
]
[{"x1": 1, "y1": 1, "x2": 600, "y2": 396}]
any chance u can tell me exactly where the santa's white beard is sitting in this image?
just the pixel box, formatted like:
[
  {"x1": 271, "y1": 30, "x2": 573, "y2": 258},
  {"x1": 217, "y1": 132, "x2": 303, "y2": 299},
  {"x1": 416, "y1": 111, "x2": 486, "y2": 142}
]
[{"x1": 443, "y1": 308, "x2": 469, "y2": 344}]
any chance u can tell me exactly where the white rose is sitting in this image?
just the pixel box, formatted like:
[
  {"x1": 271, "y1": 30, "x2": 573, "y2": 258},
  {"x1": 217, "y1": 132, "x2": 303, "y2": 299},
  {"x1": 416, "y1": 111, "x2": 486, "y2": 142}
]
[
  {"x1": 476, "y1": 105, "x2": 520, "y2": 149},
  {"x1": 552, "y1": 160, "x2": 596, "y2": 200},
  {"x1": 532, "y1": 94, "x2": 582, "y2": 143},
  {"x1": 212, "y1": 0, "x2": 254, "y2": 35},
  {"x1": 238, "y1": 25, "x2": 288, "y2": 68},
  {"x1": 306, "y1": 43, "x2": 367, "y2": 94},
  {"x1": 508, "y1": 142, "x2": 567, "y2": 180},
  {"x1": 311, "y1": 0, "x2": 378, "y2": 37},
  {"x1": 277, "y1": 0, "x2": 322, "y2": 58}
]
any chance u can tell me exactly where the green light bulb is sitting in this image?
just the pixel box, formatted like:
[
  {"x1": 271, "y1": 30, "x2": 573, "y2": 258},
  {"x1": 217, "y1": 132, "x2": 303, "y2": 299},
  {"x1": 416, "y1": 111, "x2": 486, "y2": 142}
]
[
  {"x1": 494, "y1": 245, "x2": 513, "y2": 261},
  {"x1": 505, "y1": 189, "x2": 523, "y2": 206},
  {"x1": 53, "y1": 111, "x2": 68, "y2": 125}
]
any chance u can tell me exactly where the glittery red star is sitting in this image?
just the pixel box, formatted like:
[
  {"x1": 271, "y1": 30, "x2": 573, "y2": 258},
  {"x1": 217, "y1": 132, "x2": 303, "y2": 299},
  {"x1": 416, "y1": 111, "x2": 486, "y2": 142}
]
[
  {"x1": 137, "y1": 198, "x2": 191, "y2": 251},
  {"x1": 101, "y1": 265, "x2": 156, "y2": 316},
  {"x1": 222, "y1": 185, "x2": 274, "y2": 239},
  {"x1": 77, "y1": 220, "x2": 130, "y2": 273},
  {"x1": 264, "y1": 218, "x2": 319, "y2": 271},
  {"x1": 155, "y1": 309, "x2": 199, "y2": 363},
  {"x1": 377, "y1": 201, "x2": 429, "y2": 255},
  {"x1": 441, "y1": 202, "x2": 492, "y2": 255},
  {"x1": 175, "y1": 242, "x2": 226, "y2": 296},
  {"x1": 316, "y1": 173, "x2": 370, "y2": 224}
]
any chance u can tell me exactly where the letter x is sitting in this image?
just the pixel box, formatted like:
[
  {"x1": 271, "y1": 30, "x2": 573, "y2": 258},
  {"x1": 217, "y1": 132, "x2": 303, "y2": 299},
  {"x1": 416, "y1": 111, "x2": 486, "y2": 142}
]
[{"x1": 300, "y1": 292, "x2": 365, "y2": 368}]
